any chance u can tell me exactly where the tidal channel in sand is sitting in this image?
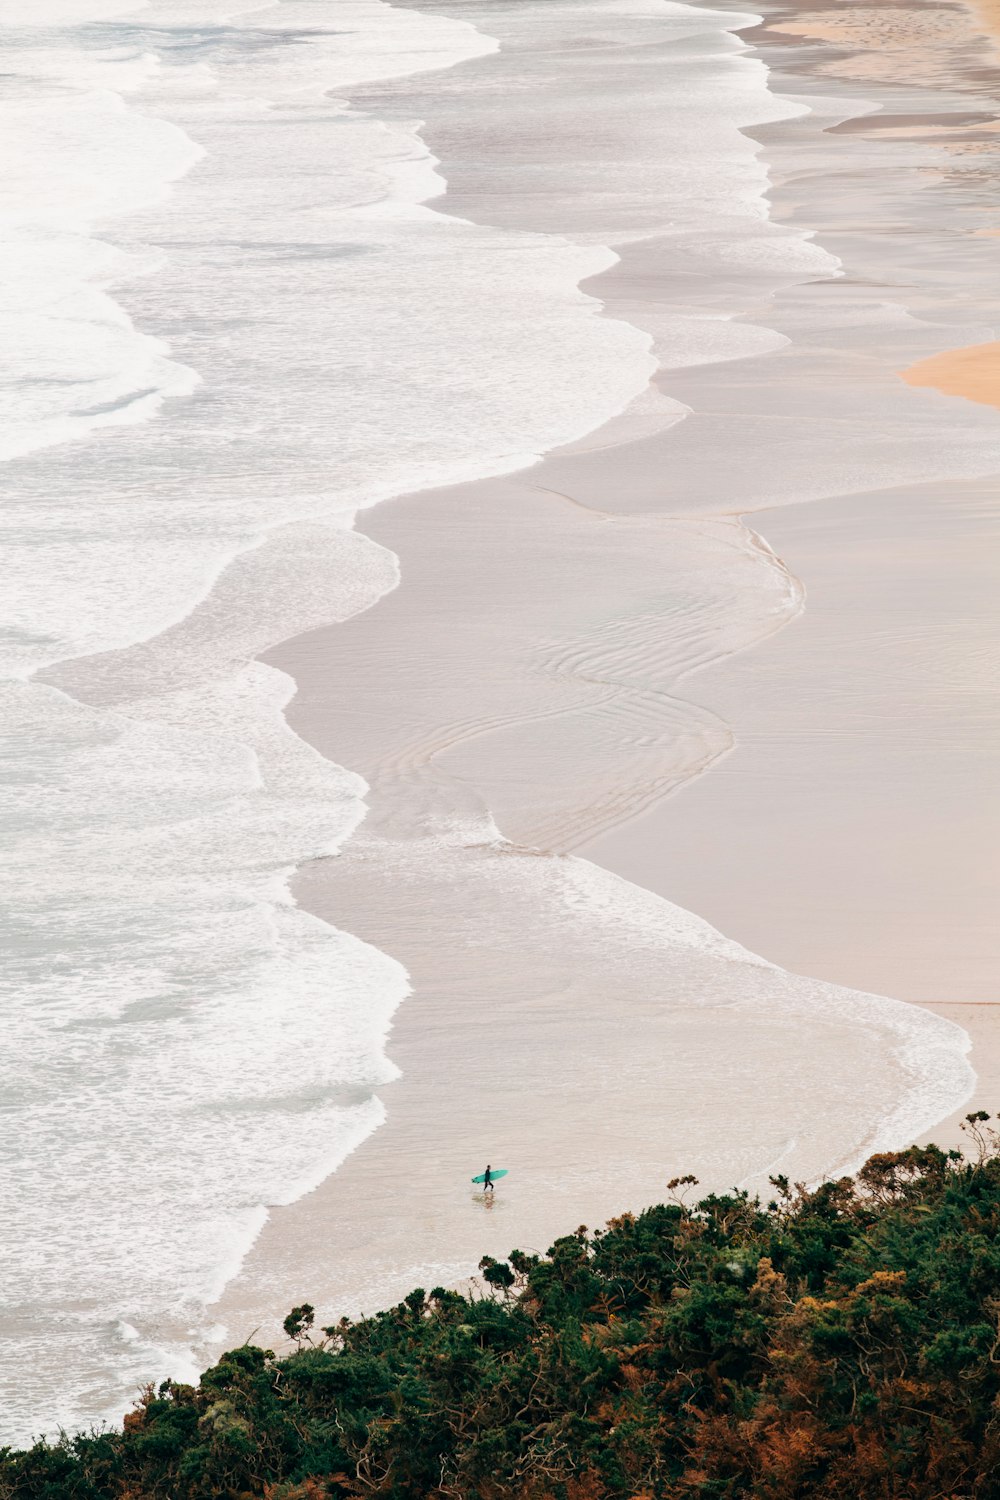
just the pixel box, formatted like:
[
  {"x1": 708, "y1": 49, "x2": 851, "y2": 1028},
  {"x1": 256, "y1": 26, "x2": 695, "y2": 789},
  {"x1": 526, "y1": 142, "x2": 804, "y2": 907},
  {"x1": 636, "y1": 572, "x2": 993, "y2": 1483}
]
[{"x1": 208, "y1": 0, "x2": 1000, "y2": 1346}]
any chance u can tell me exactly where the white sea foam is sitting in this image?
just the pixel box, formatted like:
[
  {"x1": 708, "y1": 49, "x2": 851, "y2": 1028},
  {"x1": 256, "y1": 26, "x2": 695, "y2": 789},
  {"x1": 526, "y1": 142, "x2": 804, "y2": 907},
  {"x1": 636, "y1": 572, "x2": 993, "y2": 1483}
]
[
  {"x1": 0, "y1": 84, "x2": 202, "y2": 461},
  {"x1": 1, "y1": 666, "x2": 407, "y2": 1435},
  {"x1": 559, "y1": 855, "x2": 971, "y2": 1162},
  {"x1": 0, "y1": 0, "x2": 147, "y2": 22},
  {"x1": 0, "y1": 0, "x2": 653, "y2": 1444}
]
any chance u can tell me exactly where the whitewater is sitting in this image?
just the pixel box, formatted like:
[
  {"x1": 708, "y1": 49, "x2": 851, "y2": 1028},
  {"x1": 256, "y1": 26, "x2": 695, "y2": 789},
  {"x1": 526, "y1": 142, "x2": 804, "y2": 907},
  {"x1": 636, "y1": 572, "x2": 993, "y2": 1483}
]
[
  {"x1": 0, "y1": 0, "x2": 976, "y2": 1444},
  {"x1": 0, "y1": 0, "x2": 661, "y2": 1440}
]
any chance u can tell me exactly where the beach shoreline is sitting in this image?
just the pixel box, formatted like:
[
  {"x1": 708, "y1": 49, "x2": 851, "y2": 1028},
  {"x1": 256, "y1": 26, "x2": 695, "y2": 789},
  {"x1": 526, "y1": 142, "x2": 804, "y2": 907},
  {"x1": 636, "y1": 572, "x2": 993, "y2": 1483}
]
[{"x1": 205, "y1": 0, "x2": 1000, "y2": 1353}]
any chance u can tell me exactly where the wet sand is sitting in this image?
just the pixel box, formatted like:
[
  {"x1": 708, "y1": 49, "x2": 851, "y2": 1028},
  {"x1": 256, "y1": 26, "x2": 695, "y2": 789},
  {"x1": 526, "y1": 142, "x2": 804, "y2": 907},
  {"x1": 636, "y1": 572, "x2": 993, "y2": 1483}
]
[
  {"x1": 213, "y1": 456, "x2": 973, "y2": 1337},
  {"x1": 588, "y1": 471, "x2": 1000, "y2": 1010},
  {"x1": 209, "y1": 0, "x2": 1000, "y2": 1349}
]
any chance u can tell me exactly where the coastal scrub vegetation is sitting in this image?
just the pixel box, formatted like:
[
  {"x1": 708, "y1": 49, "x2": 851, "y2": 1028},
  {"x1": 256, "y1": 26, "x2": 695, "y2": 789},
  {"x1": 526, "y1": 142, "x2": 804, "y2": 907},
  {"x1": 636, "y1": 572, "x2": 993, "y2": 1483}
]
[{"x1": 7, "y1": 1117, "x2": 1000, "y2": 1499}]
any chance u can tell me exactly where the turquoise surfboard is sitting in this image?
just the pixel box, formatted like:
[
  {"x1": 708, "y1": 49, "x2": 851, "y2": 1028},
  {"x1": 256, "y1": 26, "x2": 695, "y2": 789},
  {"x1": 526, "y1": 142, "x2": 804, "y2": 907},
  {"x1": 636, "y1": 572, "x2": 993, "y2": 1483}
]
[{"x1": 471, "y1": 1169, "x2": 508, "y2": 1184}]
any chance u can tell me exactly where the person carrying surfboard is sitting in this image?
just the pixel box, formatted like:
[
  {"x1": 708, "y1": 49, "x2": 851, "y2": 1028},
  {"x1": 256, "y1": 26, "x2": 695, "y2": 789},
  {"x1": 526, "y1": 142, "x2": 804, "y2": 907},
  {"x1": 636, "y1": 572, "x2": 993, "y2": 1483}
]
[{"x1": 471, "y1": 1165, "x2": 506, "y2": 1188}]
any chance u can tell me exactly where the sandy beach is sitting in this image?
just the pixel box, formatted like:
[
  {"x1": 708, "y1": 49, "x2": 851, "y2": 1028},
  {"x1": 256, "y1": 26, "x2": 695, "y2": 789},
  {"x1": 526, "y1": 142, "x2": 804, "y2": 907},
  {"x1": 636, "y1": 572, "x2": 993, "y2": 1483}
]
[{"x1": 204, "y1": 0, "x2": 1000, "y2": 1351}]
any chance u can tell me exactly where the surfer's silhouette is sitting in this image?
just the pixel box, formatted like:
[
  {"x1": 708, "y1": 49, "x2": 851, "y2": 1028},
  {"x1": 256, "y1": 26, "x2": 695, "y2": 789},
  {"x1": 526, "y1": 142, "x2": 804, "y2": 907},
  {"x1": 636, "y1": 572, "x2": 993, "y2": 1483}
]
[{"x1": 483, "y1": 1164, "x2": 494, "y2": 1191}]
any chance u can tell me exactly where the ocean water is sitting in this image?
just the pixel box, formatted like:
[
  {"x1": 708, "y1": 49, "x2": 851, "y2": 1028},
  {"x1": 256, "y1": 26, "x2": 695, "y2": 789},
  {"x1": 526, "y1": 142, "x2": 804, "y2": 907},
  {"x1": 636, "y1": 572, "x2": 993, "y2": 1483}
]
[
  {"x1": 0, "y1": 0, "x2": 976, "y2": 1446},
  {"x1": 0, "y1": 0, "x2": 660, "y2": 1442}
]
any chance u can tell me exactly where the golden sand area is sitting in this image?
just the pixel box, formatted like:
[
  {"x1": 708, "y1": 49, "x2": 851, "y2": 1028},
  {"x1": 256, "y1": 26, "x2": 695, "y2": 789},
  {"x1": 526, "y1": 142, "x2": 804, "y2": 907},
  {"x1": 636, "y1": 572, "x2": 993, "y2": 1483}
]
[{"x1": 902, "y1": 340, "x2": 1000, "y2": 410}]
